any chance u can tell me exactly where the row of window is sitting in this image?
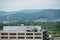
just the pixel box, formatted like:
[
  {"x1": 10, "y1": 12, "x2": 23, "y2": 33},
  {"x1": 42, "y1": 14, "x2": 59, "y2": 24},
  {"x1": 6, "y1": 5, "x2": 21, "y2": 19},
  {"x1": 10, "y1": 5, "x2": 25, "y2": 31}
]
[
  {"x1": 1, "y1": 33, "x2": 41, "y2": 35},
  {"x1": 1, "y1": 37, "x2": 41, "y2": 39}
]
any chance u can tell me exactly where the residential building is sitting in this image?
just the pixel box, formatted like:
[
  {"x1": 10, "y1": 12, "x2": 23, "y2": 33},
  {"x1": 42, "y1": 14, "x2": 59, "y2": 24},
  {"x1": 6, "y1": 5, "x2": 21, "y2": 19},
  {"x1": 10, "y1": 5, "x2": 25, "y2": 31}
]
[{"x1": 49, "y1": 34, "x2": 60, "y2": 40}]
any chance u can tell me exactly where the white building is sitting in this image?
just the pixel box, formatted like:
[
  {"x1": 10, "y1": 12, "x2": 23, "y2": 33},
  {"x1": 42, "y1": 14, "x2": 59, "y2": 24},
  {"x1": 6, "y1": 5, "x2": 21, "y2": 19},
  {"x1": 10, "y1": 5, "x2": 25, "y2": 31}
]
[
  {"x1": 49, "y1": 34, "x2": 60, "y2": 40},
  {"x1": 0, "y1": 25, "x2": 47, "y2": 40}
]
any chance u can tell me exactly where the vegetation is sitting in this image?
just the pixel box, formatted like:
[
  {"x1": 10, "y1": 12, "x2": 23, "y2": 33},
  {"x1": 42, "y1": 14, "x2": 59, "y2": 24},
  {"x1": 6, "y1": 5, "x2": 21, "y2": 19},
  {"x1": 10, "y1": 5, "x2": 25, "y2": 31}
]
[
  {"x1": 0, "y1": 22, "x2": 60, "y2": 35},
  {"x1": 0, "y1": 22, "x2": 3, "y2": 30},
  {"x1": 0, "y1": 9, "x2": 60, "y2": 22}
]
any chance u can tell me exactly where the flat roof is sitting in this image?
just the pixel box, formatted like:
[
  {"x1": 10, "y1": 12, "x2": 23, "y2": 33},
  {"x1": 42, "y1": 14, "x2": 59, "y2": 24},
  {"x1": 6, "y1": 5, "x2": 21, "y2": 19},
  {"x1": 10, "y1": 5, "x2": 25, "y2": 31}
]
[{"x1": 3, "y1": 26, "x2": 43, "y2": 32}]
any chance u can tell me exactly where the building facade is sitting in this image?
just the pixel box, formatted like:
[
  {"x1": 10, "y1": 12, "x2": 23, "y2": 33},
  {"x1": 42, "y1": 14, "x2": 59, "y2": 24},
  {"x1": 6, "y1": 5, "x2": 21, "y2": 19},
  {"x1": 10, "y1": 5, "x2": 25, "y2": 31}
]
[
  {"x1": 0, "y1": 25, "x2": 47, "y2": 40},
  {"x1": 49, "y1": 34, "x2": 60, "y2": 40}
]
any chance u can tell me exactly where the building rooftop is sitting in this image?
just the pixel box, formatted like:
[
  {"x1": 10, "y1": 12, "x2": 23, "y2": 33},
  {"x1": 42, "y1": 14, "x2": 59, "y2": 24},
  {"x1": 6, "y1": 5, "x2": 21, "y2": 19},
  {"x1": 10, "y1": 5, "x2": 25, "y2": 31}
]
[{"x1": 3, "y1": 25, "x2": 44, "y2": 32}]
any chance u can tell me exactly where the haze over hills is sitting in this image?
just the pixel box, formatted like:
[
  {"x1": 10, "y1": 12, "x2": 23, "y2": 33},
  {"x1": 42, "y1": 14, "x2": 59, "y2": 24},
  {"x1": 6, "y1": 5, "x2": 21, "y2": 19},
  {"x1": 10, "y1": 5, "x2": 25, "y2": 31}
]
[
  {"x1": 0, "y1": 11, "x2": 8, "y2": 16},
  {"x1": 0, "y1": 9, "x2": 60, "y2": 22},
  {"x1": 0, "y1": 11, "x2": 13, "y2": 16}
]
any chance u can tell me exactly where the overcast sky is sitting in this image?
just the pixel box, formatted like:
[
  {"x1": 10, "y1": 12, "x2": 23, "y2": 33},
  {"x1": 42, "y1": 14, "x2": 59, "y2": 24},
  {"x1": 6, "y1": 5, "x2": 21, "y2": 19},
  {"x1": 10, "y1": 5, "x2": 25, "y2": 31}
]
[{"x1": 0, "y1": 0, "x2": 60, "y2": 12}]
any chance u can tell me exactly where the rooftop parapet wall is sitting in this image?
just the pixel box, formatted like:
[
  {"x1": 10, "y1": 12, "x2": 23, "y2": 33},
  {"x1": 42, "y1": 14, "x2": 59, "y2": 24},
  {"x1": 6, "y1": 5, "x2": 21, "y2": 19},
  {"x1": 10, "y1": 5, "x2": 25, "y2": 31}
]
[{"x1": 2, "y1": 26, "x2": 44, "y2": 32}]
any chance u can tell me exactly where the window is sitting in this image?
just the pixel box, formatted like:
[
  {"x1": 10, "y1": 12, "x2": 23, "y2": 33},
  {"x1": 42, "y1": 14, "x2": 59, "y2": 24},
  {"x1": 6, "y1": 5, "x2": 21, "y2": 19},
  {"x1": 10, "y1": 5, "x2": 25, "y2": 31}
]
[
  {"x1": 1, "y1": 33, "x2": 8, "y2": 35},
  {"x1": 35, "y1": 37, "x2": 41, "y2": 39},
  {"x1": 10, "y1": 33, "x2": 16, "y2": 35},
  {"x1": 26, "y1": 37, "x2": 33, "y2": 39},
  {"x1": 35, "y1": 33, "x2": 41, "y2": 35},
  {"x1": 26, "y1": 33, "x2": 33, "y2": 35},
  {"x1": 1, "y1": 37, "x2": 8, "y2": 39},
  {"x1": 18, "y1": 33, "x2": 25, "y2": 35},
  {"x1": 18, "y1": 37, "x2": 25, "y2": 39},
  {"x1": 10, "y1": 37, "x2": 16, "y2": 39}
]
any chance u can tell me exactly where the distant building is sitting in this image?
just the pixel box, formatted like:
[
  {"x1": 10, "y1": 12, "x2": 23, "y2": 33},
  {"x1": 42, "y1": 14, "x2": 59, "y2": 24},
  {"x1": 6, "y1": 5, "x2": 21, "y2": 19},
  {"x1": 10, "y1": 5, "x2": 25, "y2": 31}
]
[
  {"x1": 0, "y1": 25, "x2": 47, "y2": 40},
  {"x1": 49, "y1": 34, "x2": 60, "y2": 40},
  {"x1": 33, "y1": 18, "x2": 48, "y2": 22}
]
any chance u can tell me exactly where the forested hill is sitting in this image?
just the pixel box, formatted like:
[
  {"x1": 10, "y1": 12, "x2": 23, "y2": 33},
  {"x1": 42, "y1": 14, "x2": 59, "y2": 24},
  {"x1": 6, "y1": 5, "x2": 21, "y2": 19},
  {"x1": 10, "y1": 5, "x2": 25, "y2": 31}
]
[{"x1": 0, "y1": 9, "x2": 60, "y2": 22}]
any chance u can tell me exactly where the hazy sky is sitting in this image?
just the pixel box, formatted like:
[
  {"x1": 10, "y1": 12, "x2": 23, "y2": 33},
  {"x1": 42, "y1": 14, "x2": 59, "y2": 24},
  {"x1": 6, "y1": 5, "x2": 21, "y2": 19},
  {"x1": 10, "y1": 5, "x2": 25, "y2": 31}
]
[{"x1": 0, "y1": 0, "x2": 60, "y2": 11}]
